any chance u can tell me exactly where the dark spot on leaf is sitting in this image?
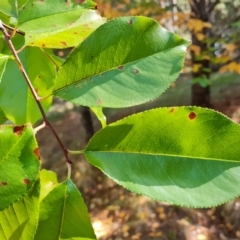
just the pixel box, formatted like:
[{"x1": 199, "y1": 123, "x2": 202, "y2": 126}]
[
  {"x1": 38, "y1": 75, "x2": 41, "y2": 78},
  {"x1": 169, "y1": 108, "x2": 175, "y2": 113},
  {"x1": 42, "y1": 44, "x2": 45, "y2": 47},
  {"x1": 135, "y1": 69, "x2": 140, "y2": 74},
  {"x1": 129, "y1": 19, "x2": 133, "y2": 24},
  {"x1": 13, "y1": 126, "x2": 24, "y2": 135},
  {"x1": 23, "y1": 179, "x2": 30, "y2": 185},
  {"x1": 91, "y1": 56, "x2": 94, "y2": 59},
  {"x1": 83, "y1": 24, "x2": 88, "y2": 27},
  {"x1": 22, "y1": 7, "x2": 25, "y2": 9},
  {"x1": 60, "y1": 42, "x2": 67, "y2": 46},
  {"x1": 188, "y1": 112, "x2": 196, "y2": 120},
  {"x1": 31, "y1": 3, "x2": 34, "y2": 6},
  {"x1": 53, "y1": 24, "x2": 57, "y2": 27},
  {"x1": 1, "y1": 182, "x2": 7, "y2": 186},
  {"x1": 39, "y1": 0, "x2": 44, "y2": 2},
  {"x1": 31, "y1": 42, "x2": 34, "y2": 45},
  {"x1": 29, "y1": 35, "x2": 32, "y2": 38},
  {"x1": 118, "y1": 65, "x2": 124, "y2": 70},
  {"x1": 73, "y1": 32, "x2": 78, "y2": 34},
  {"x1": 101, "y1": 73, "x2": 104, "y2": 76},
  {"x1": 35, "y1": 88, "x2": 38, "y2": 93},
  {"x1": 97, "y1": 100, "x2": 102, "y2": 105},
  {"x1": 95, "y1": 5, "x2": 98, "y2": 10},
  {"x1": 33, "y1": 148, "x2": 41, "y2": 160}
]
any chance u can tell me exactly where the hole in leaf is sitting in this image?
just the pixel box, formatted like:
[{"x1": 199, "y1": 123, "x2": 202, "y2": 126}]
[
  {"x1": 188, "y1": 112, "x2": 196, "y2": 120},
  {"x1": 33, "y1": 148, "x2": 41, "y2": 160},
  {"x1": 1, "y1": 182, "x2": 7, "y2": 186},
  {"x1": 23, "y1": 179, "x2": 30, "y2": 185},
  {"x1": 13, "y1": 126, "x2": 24, "y2": 135},
  {"x1": 118, "y1": 65, "x2": 124, "y2": 70}
]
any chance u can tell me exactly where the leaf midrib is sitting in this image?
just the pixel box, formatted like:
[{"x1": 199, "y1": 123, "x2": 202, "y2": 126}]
[
  {"x1": 53, "y1": 41, "x2": 188, "y2": 93},
  {"x1": 84, "y1": 150, "x2": 240, "y2": 163}
]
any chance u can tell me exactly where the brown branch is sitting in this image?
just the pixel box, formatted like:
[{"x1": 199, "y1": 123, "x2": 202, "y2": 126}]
[
  {"x1": 2, "y1": 23, "x2": 25, "y2": 36},
  {"x1": 207, "y1": 0, "x2": 220, "y2": 13},
  {"x1": 0, "y1": 20, "x2": 73, "y2": 164}
]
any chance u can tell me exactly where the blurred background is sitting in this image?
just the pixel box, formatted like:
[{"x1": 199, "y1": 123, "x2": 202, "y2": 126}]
[{"x1": 37, "y1": 0, "x2": 240, "y2": 239}]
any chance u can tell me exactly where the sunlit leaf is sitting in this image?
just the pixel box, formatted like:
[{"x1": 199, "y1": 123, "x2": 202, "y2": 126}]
[
  {"x1": 0, "y1": 180, "x2": 40, "y2": 240},
  {"x1": 35, "y1": 179, "x2": 96, "y2": 240},
  {"x1": 84, "y1": 107, "x2": 240, "y2": 207},
  {"x1": 0, "y1": 124, "x2": 40, "y2": 211},
  {"x1": 91, "y1": 107, "x2": 106, "y2": 127},
  {"x1": 0, "y1": 47, "x2": 56, "y2": 125},
  {"x1": 54, "y1": 16, "x2": 189, "y2": 108},
  {"x1": 17, "y1": 0, "x2": 104, "y2": 48}
]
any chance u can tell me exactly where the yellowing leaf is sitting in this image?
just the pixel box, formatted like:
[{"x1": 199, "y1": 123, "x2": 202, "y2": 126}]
[
  {"x1": 225, "y1": 44, "x2": 238, "y2": 53},
  {"x1": 196, "y1": 33, "x2": 205, "y2": 41},
  {"x1": 188, "y1": 19, "x2": 212, "y2": 33},
  {"x1": 193, "y1": 64, "x2": 201, "y2": 73}
]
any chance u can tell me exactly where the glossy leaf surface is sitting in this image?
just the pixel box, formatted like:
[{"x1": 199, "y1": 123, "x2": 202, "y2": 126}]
[
  {"x1": 0, "y1": 47, "x2": 55, "y2": 125},
  {"x1": 84, "y1": 107, "x2": 240, "y2": 207},
  {"x1": 54, "y1": 16, "x2": 189, "y2": 108},
  {"x1": 0, "y1": 124, "x2": 40, "y2": 211},
  {"x1": 35, "y1": 179, "x2": 96, "y2": 240},
  {"x1": 0, "y1": 180, "x2": 40, "y2": 240},
  {"x1": 17, "y1": 0, "x2": 104, "y2": 48}
]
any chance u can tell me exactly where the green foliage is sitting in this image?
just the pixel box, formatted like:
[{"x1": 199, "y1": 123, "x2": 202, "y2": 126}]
[{"x1": 0, "y1": 0, "x2": 239, "y2": 239}]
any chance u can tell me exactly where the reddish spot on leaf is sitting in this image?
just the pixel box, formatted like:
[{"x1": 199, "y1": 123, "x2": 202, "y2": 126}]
[
  {"x1": 169, "y1": 108, "x2": 175, "y2": 113},
  {"x1": 53, "y1": 24, "x2": 57, "y2": 27},
  {"x1": 73, "y1": 32, "x2": 78, "y2": 34},
  {"x1": 129, "y1": 19, "x2": 133, "y2": 24},
  {"x1": 1, "y1": 182, "x2": 7, "y2": 186},
  {"x1": 60, "y1": 42, "x2": 67, "y2": 46},
  {"x1": 39, "y1": 0, "x2": 44, "y2": 2},
  {"x1": 33, "y1": 148, "x2": 41, "y2": 160},
  {"x1": 97, "y1": 100, "x2": 102, "y2": 105},
  {"x1": 13, "y1": 126, "x2": 24, "y2": 135},
  {"x1": 65, "y1": 0, "x2": 70, "y2": 5},
  {"x1": 42, "y1": 44, "x2": 45, "y2": 47},
  {"x1": 188, "y1": 112, "x2": 196, "y2": 120},
  {"x1": 95, "y1": 5, "x2": 98, "y2": 10},
  {"x1": 118, "y1": 65, "x2": 124, "y2": 70},
  {"x1": 135, "y1": 69, "x2": 140, "y2": 74},
  {"x1": 23, "y1": 179, "x2": 30, "y2": 185}
]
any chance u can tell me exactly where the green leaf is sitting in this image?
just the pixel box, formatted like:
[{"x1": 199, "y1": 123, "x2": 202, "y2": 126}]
[
  {"x1": 84, "y1": 107, "x2": 240, "y2": 208},
  {"x1": 39, "y1": 169, "x2": 58, "y2": 202},
  {"x1": 0, "y1": 124, "x2": 40, "y2": 211},
  {"x1": 0, "y1": 179, "x2": 40, "y2": 240},
  {"x1": 0, "y1": 54, "x2": 9, "y2": 83},
  {"x1": 90, "y1": 107, "x2": 106, "y2": 128},
  {"x1": 53, "y1": 16, "x2": 189, "y2": 108},
  {"x1": 0, "y1": 108, "x2": 7, "y2": 124},
  {"x1": 0, "y1": 0, "x2": 16, "y2": 17},
  {"x1": 0, "y1": 47, "x2": 56, "y2": 125},
  {"x1": 35, "y1": 179, "x2": 96, "y2": 240},
  {"x1": 17, "y1": 0, "x2": 104, "y2": 48}
]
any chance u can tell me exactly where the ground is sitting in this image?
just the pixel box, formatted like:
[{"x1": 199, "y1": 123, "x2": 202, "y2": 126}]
[{"x1": 36, "y1": 73, "x2": 240, "y2": 240}]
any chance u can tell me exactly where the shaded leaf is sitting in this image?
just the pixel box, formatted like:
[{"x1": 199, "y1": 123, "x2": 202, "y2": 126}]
[
  {"x1": 84, "y1": 107, "x2": 240, "y2": 207},
  {"x1": 17, "y1": 0, "x2": 104, "y2": 48},
  {"x1": 0, "y1": 47, "x2": 56, "y2": 125},
  {"x1": 0, "y1": 180, "x2": 40, "y2": 240},
  {"x1": 0, "y1": 54, "x2": 9, "y2": 83},
  {"x1": 35, "y1": 179, "x2": 96, "y2": 240},
  {"x1": 0, "y1": 124, "x2": 40, "y2": 211},
  {"x1": 0, "y1": 107, "x2": 7, "y2": 124},
  {"x1": 0, "y1": 0, "x2": 16, "y2": 17},
  {"x1": 53, "y1": 16, "x2": 189, "y2": 108}
]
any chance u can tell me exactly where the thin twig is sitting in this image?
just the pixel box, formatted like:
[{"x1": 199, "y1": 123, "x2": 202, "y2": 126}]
[
  {"x1": 0, "y1": 20, "x2": 73, "y2": 164},
  {"x1": 2, "y1": 22, "x2": 25, "y2": 36}
]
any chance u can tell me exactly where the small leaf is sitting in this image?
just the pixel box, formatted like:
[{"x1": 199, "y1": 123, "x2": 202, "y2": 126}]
[
  {"x1": 0, "y1": 124, "x2": 40, "y2": 211},
  {"x1": 0, "y1": 180, "x2": 40, "y2": 240},
  {"x1": 35, "y1": 179, "x2": 96, "y2": 240},
  {"x1": 90, "y1": 107, "x2": 106, "y2": 127},
  {"x1": 53, "y1": 16, "x2": 189, "y2": 108},
  {"x1": 40, "y1": 169, "x2": 58, "y2": 202},
  {"x1": 0, "y1": 47, "x2": 56, "y2": 125},
  {"x1": 84, "y1": 107, "x2": 240, "y2": 207}
]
